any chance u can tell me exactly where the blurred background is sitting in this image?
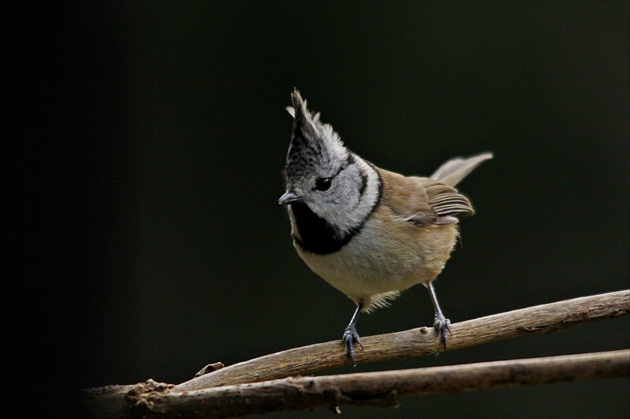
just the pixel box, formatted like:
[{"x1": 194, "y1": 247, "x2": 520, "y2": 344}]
[{"x1": 4, "y1": 1, "x2": 629, "y2": 417}]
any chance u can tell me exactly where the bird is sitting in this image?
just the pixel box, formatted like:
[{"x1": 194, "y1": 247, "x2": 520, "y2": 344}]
[{"x1": 278, "y1": 89, "x2": 492, "y2": 364}]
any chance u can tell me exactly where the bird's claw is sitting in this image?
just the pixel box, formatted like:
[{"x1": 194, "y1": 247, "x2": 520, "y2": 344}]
[
  {"x1": 434, "y1": 311, "x2": 452, "y2": 350},
  {"x1": 342, "y1": 324, "x2": 363, "y2": 366}
]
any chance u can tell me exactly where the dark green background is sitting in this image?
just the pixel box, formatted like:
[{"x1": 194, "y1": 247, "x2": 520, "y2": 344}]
[{"x1": 5, "y1": 1, "x2": 629, "y2": 417}]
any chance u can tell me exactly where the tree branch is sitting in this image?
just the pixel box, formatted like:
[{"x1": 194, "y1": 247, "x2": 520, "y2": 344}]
[
  {"x1": 177, "y1": 289, "x2": 629, "y2": 391},
  {"x1": 84, "y1": 290, "x2": 630, "y2": 417},
  {"x1": 100, "y1": 350, "x2": 630, "y2": 418}
]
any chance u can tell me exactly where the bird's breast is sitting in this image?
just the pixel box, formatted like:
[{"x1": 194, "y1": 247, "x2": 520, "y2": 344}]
[{"x1": 295, "y1": 214, "x2": 459, "y2": 300}]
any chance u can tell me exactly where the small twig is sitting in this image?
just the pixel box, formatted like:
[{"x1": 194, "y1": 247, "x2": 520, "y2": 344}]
[
  {"x1": 194, "y1": 362, "x2": 225, "y2": 378},
  {"x1": 123, "y1": 350, "x2": 630, "y2": 417}
]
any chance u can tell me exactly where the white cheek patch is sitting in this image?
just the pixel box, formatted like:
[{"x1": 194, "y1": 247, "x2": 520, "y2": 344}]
[{"x1": 322, "y1": 156, "x2": 381, "y2": 236}]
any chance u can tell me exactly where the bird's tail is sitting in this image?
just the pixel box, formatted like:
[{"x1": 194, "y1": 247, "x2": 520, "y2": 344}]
[{"x1": 430, "y1": 152, "x2": 493, "y2": 187}]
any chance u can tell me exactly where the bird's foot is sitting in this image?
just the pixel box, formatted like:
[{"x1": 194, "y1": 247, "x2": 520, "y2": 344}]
[
  {"x1": 433, "y1": 311, "x2": 452, "y2": 350},
  {"x1": 342, "y1": 324, "x2": 363, "y2": 366}
]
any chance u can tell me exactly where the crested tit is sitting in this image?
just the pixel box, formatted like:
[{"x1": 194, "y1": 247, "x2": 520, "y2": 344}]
[{"x1": 279, "y1": 90, "x2": 492, "y2": 363}]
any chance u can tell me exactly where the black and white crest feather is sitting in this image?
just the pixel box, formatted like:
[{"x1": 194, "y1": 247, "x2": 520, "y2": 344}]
[{"x1": 285, "y1": 91, "x2": 350, "y2": 182}]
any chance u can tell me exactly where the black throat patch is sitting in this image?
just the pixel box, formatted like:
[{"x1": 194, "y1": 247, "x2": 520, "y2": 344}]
[{"x1": 290, "y1": 202, "x2": 357, "y2": 254}]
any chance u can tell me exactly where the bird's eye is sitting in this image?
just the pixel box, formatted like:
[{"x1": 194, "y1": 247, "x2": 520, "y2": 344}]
[{"x1": 315, "y1": 177, "x2": 332, "y2": 191}]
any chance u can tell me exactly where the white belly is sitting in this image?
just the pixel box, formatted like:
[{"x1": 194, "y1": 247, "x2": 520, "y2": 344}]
[{"x1": 296, "y1": 217, "x2": 458, "y2": 308}]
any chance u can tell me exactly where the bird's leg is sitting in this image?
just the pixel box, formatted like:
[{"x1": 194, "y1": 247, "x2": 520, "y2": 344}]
[
  {"x1": 342, "y1": 303, "x2": 363, "y2": 366},
  {"x1": 427, "y1": 282, "x2": 451, "y2": 349}
]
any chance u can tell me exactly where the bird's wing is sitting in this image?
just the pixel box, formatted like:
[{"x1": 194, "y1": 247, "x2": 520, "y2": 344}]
[
  {"x1": 422, "y1": 178, "x2": 474, "y2": 218},
  {"x1": 380, "y1": 169, "x2": 473, "y2": 226}
]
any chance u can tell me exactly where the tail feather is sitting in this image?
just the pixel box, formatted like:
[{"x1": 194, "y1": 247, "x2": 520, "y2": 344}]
[{"x1": 430, "y1": 152, "x2": 493, "y2": 187}]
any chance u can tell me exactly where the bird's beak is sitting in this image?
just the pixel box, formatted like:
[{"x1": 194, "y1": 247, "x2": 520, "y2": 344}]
[{"x1": 278, "y1": 190, "x2": 303, "y2": 205}]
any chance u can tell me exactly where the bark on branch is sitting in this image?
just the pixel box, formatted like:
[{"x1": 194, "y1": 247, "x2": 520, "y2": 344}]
[{"x1": 84, "y1": 290, "x2": 630, "y2": 417}]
